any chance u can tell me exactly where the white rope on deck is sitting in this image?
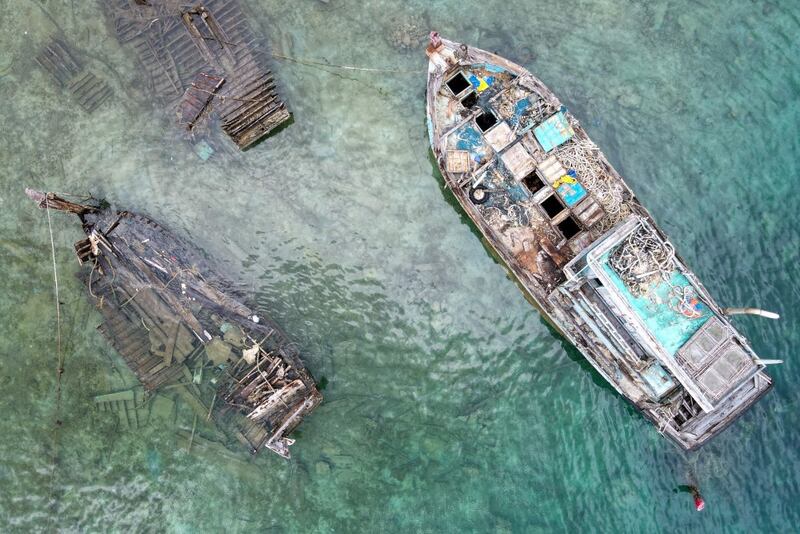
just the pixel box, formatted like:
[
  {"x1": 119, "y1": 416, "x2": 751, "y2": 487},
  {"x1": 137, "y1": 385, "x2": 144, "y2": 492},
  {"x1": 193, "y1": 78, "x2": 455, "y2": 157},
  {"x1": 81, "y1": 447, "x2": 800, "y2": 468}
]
[
  {"x1": 553, "y1": 138, "x2": 632, "y2": 231},
  {"x1": 608, "y1": 226, "x2": 676, "y2": 295}
]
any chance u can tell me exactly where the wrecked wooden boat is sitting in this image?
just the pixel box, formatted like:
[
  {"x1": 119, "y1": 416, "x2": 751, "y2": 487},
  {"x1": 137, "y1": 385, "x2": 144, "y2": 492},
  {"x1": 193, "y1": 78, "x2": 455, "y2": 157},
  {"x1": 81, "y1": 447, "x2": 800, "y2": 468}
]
[
  {"x1": 425, "y1": 34, "x2": 779, "y2": 450},
  {"x1": 102, "y1": 0, "x2": 290, "y2": 155},
  {"x1": 27, "y1": 190, "x2": 321, "y2": 458}
]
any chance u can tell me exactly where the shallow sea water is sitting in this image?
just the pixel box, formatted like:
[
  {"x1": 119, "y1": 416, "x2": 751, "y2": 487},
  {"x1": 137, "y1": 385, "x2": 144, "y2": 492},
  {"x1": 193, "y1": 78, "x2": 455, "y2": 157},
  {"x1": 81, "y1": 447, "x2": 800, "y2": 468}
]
[{"x1": 0, "y1": 0, "x2": 798, "y2": 532}]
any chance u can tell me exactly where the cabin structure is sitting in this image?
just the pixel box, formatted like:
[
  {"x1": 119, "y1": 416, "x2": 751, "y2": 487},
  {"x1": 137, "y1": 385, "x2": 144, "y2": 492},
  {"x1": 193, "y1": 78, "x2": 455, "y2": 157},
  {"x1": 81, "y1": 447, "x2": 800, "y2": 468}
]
[
  {"x1": 102, "y1": 0, "x2": 290, "y2": 152},
  {"x1": 426, "y1": 35, "x2": 774, "y2": 449},
  {"x1": 555, "y1": 217, "x2": 770, "y2": 442},
  {"x1": 27, "y1": 190, "x2": 321, "y2": 458}
]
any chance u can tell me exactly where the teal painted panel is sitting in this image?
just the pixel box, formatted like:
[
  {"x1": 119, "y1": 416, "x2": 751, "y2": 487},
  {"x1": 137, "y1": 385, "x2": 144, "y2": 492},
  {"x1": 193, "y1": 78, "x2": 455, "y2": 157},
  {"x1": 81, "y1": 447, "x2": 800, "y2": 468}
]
[
  {"x1": 534, "y1": 111, "x2": 575, "y2": 152},
  {"x1": 602, "y1": 255, "x2": 711, "y2": 355}
]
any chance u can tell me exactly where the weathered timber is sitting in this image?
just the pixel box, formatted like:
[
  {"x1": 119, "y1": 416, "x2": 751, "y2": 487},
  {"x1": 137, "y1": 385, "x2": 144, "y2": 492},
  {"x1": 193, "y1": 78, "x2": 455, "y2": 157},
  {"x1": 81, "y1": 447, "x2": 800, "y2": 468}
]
[
  {"x1": 35, "y1": 37, "x2": 113, "y2": 113},
  {"x1": 426, "y1": 35, "x2": 774, "y2": 451},
  {"x1": 27, "y1": 189, "x2": 321, "y2": 458},
  {"x1": 102, "y1": 0, "x2": 290, "y2": 149},
  {"x1": 178, "y1": 72, "x2": 225, "y2": 130},
  {"x1": 94, "y1": 388, "x2": 147, "y2": 429}
]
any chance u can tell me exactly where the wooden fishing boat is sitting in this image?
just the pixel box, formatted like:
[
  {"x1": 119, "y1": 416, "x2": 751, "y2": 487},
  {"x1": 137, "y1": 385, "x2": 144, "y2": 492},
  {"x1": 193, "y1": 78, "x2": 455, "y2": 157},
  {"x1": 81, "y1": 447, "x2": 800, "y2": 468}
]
[
  {"x1": 425, "y1": 34, "x2": 778, "y2": 449},
  {"x1": 26, "y1": 190, "x2": 321, "y2": 458}
]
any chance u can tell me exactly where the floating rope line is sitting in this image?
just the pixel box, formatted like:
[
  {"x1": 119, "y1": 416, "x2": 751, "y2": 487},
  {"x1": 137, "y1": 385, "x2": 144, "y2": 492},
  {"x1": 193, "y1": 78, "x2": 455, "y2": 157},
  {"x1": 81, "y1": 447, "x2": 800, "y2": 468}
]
[
  {"x1": 44, "y1": 198, "x2": 65, "y2": 527},
  {"x1": 270, "y1": 53, "x2": 425, "y2": 74}
]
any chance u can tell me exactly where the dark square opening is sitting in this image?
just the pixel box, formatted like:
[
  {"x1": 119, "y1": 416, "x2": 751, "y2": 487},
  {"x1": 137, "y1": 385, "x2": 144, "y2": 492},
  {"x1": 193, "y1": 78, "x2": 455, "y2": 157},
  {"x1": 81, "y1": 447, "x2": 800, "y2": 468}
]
[
  {"x1": 522, "y1": 170, "x2": 545, "y2": 193},
  {"x1": 540, "y1": 194, "x2": 564, "y2": 219},
  {"x1": 476, "y1": 111, "x2": 498, "y2": 132},
  {"x1": 589, "y1": 277, "x2": 604, "y2": 288},
  {"x1": 557, "y1": 216, "x2": 581, "y2": 239},
  {"x1": 446, "y1": 72, "x2": 471, "y2": 95},
  {"x1": 461, "y1": 92, "x2": 478, "y2": 109}
]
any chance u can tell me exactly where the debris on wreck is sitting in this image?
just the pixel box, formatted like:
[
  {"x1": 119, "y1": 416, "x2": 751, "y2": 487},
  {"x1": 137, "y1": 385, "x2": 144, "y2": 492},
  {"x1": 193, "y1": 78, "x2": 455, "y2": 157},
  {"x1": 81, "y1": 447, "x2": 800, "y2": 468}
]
[
  {"x1": 102, "y1": 0, "x2": 290, "y2": 151},
  {"x1": 27, "y1": 189, "x2": 321, "y2": 458},
  {"x1": 35, "y1": 37, "x2": 113, "y2": 113}
]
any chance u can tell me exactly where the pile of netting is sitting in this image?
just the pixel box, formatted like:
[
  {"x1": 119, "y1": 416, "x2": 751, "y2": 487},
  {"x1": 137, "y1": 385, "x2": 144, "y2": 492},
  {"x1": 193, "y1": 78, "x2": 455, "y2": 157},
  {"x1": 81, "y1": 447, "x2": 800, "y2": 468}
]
[
  {"x1": 496, "y1": 92, "x2": 554, "y2": 132},
  {"x1": 667, "y1": 284, "x2": 704, "y2": 319},
  {"x1": 480, "y1": 196, "x2": 561, "y2": 244},
  {"x1": 553, "y1": 138, "x2": 633, "y2": 231},
  {"x1": 608, "y1": 227, "x2": 676, "y2": 296}
]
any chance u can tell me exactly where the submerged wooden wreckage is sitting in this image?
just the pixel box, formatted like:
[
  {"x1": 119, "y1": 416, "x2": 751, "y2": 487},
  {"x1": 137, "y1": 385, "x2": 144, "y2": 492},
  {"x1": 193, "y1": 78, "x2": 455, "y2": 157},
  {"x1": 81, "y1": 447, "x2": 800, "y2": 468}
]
[
  {"x1": 35, "y1": 37, "x2": 113, "y2": 113},
  {"x1": 27, "y1": 190, "x2": 321, "y2": 457},
  {"x1": 426, "y1": 35, "x2": 778, "y2": 450},
  {"x1": 103, "y1": 0, "x2": 290, "y2": 152}
]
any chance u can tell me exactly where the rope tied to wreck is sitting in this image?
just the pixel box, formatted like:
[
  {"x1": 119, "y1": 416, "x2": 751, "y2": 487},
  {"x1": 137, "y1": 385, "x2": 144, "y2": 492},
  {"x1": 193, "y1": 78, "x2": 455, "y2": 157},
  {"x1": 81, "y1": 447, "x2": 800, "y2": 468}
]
[
  {"x1": 270, "y1": 52, "x2": 425, "y2": 75},
  {"x1": 44, "y1": 197, "x2": 66, "y2": 525}
]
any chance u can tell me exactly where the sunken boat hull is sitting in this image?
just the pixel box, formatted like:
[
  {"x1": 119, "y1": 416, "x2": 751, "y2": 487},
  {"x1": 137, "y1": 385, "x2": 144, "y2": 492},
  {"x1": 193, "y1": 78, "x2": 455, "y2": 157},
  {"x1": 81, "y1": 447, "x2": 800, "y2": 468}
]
[
  {"x1": 27, "y1": 190, "x2": 321, "y2": 458},
  {"x1": 426, "y1": 37, "x2": 773, "y2": 450},
  {"x1": 103, "y1": 0, "x2": 291, "y2": 153}
]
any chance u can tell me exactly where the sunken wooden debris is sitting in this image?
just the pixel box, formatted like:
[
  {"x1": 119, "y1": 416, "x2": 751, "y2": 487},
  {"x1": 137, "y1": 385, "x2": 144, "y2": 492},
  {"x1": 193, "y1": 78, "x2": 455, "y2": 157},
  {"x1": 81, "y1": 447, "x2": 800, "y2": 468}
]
[
  {"x1": 27, "y1": 189, "x2": 321, "y2": 458},
  {"x1": 178, "y1": 72, "x2": 225, "y2": 130},
  {"x1": 35, "y1": 37, "x2": 113, "y2": 113},
  {"x1": 94, "y1": 389, "x2": 146, "y2": 429},
  {"x1": 102, "y1": 0, "x2": 290, "y2": 149}
]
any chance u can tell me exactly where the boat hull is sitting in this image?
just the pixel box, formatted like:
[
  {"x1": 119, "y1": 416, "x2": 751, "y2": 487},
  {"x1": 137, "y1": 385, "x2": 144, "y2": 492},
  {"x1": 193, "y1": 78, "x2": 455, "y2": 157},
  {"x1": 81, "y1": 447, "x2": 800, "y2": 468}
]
[{"x1": 425, "y1": 38, "x2": 772, "y2": 450}]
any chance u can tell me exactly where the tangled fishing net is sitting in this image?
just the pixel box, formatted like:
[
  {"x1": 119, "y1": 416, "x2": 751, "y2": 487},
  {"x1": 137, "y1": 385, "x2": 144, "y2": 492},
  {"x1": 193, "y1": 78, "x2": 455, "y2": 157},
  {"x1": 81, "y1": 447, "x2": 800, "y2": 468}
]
[
  {"x1": 667, "y1": 284, "x2": 704, "y2": 319},
  {"x1": 608, "y1": 227, "x2": 676, "y2": 296},
  {"x1": 496, "y1": 92, "x2": 555, "y2": 131},
  {"x1": 480, "y1": 192, "x2": 561, "y2": 244},
  {"x1": 608, "y1": 226, "x2": 705, "y2": 318}
]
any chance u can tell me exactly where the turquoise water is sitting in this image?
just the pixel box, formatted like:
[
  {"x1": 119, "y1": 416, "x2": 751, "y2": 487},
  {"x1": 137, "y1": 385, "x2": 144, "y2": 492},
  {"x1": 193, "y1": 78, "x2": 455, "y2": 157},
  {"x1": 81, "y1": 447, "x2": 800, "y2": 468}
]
[{"x1": 1, "y1": 0, "x2": 799, "y2": 532}]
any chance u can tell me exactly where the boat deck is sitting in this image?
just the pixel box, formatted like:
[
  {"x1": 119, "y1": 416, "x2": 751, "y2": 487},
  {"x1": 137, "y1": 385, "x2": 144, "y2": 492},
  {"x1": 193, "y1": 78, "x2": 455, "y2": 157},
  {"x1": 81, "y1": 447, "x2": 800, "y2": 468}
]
[{"x1": 431, "y1": 62, "x2": 632, "y2": 269}]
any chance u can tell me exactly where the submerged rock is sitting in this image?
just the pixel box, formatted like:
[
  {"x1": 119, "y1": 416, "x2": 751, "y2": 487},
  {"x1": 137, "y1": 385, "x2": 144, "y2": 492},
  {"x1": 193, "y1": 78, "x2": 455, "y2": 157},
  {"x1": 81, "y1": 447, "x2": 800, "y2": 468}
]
[{"x1": 386, "y1": 13, "x2": 429, "y2": 51}]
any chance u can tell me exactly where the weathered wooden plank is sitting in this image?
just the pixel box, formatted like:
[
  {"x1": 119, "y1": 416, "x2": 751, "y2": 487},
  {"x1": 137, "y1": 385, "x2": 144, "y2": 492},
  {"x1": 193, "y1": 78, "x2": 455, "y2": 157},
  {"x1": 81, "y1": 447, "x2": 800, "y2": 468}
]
[{"x1": 101, "y1": 0, "x2": 290, "y2": 150}]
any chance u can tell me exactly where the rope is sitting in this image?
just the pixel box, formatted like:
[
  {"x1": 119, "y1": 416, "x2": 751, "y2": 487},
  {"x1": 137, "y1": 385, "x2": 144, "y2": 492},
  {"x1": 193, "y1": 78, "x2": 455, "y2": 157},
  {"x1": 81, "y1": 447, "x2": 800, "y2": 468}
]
[
  {"x1": 608, "y1": 227, "x2": 676, "y2": 295},
  {"x1": 45, "y1": 200, "x2": 63, "y2": 376},
  {"x1": 44, "y1": 198, "x2": 65, "y2": 527},
  {"x1": 553, "y1": 138, "x2": 633, "y2": 231},
  {"x1": 668, "y1": 285, "x2": 703, "y2": 319},
  {"x1": 270, "y1": 53, "x2": 424, "y2": 75},
  {"x1": 608, "y1": 226, "x2": 704, "y2": 318}
]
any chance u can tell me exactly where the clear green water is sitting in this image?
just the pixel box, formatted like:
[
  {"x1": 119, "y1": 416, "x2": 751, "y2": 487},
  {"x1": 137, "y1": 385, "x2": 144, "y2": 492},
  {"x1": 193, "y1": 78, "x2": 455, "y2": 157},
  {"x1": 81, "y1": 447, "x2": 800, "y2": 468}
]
[{"x1": 1, "y1": 0, "x2": 798, "y2": 532}]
